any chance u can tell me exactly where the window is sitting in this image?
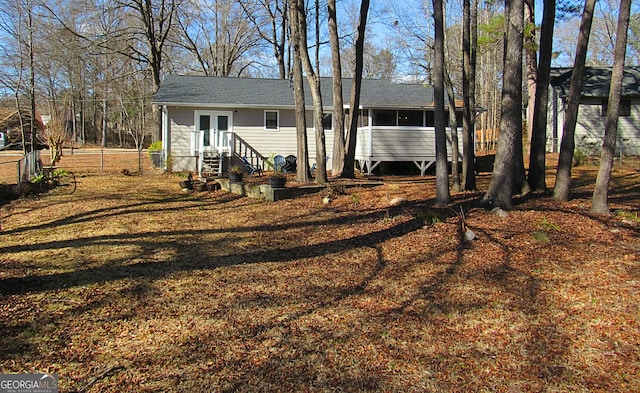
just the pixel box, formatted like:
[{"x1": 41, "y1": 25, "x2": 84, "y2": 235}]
[
  {"x1": 602, "y1": 99, "x2": 631, "y2": 117},
  {"x1": 398, "y1": 110, "x2": 424, "y2": 126},
  {"x1": 322, "y1": 113, "x2": 333, "y2": 130},
  {"x1": 265, "y1": 110, "x2": 279, "y2": 130},
  {"x1": 426, "y1": 111, "x2": 435, "y2": 127},
  {"x1": 200, "y1": 115, "x2": 211, "y2": 146},
  {"x1": 372, "y1": 110, "x2": 397, "y2": 126},
  {"x1": 345, "y1": 108, "x2": 369, "y2": 127},
  {"x1": 425, "y1": 111, "x2": 463, "y2": 126},
  {"x1": 443, "y1": 111, "x2": 464, "y2": 126},
  {"x1": 359, "y1": 109, "x2": 369, "y2": 127}
]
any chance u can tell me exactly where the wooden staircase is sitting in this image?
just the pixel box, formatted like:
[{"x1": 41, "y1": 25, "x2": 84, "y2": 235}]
[
  {"x1": 201, "y1": 153, "x2": 222, "y2": 177},
  {"x1": 197, "y1": 134, "x2": 267, "y2": 178},
  {"x1": 232, "y1": 134, "x2": 268, "y2": 172}
]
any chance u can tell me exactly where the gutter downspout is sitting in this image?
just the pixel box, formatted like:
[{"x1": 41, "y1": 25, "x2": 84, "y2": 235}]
[{"x1": 162, "y1": 105, "x2": 169, "y2": 171}]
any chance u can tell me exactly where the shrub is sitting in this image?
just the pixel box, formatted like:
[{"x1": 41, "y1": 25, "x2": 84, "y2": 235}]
[{"x1": 148, "y1": 141, "x2": 162, "y2": 154}]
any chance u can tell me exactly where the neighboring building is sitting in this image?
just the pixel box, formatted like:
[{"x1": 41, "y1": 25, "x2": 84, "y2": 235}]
[
  {"x1": 152, "y1": 76, "x2": 463, "y2": 176},
  {"x1": 548, "y1": 67, "x2": 640, "y2": 156},
  {"x1": 0, "y1": 109, "x2": 47, "y2": 150}
]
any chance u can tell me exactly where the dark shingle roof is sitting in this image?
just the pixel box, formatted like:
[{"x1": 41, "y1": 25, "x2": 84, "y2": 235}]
[
  {"x1": 550, "y1": 66, "x2": 640, "y2": 98},
  {"x1": 152, "y1": 75, "x2": 437, "y2": 109}
]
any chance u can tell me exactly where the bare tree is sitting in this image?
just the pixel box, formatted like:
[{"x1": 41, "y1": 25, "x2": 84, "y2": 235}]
[
  {"x1": 432, "y1": 0, "x2": 450, "y2": 206},
  {"x1": 524, "y1": 0, "x2": 536, "y2": 147},
  {"x1": 342, "y1": 0, "x2": 369, "y2": 179},
  {"x1": 288, "y1": 0, "x2": 309, "y2": 182},
  {"x1": 591, "y1": 0, "x2": 631, "y2": 214},
  {"x1": 482, "y1": 0, "x2": 524, "y2": 209},
  {"x1": 553, "y1": 0, "x2": 597, "y2": 201},
  {"x1": 461, "y1": 0, "x2": 477, "y2": 191},
  {"x1": 0, "y1": 0, "x2": 29, "y2": 155},
  {"x1": 328, "y1": 0, "x2": 345, "y2": 176},
  {"x1": 114, "y1": 0, "x2": 179, "y2": 142},
  {"x1": 527, "y1": 0, "x2": 556, "y2": 193},
  {"x1": 290, "y1": 0, "x2": 327, "y2": 184},
  {"x1": 239, "y1": 0, "x2": 289, "y2": 79},
  {"x1": 176, "y1": 0, "x2": 260, "y2": 77}
]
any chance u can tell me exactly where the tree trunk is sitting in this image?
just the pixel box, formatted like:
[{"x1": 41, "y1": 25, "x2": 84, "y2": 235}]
[
  {"x1": 591, "y1": 0, "x2": 631, "y2": 214},
  {"x1": 483, "y1": 0, "x2": 523, "y2": 210},
  {"x1": 28, "y1": 1, "x2": 36, "y2": 159},
  {"x1": 527, "y1": 0, "x2": 556, "y2": 193},
  {"x1": 288, "y1": 0, "x2": 310, "y2": 182},
  {"x1": 278, "y1": 0, "x2": 288, "y2": 79},
  {"x1": 292, "y1": 0, "x2": 327, "y2": 184},
  {"x1": 462, "y1": 0, "x2": 478, "y2": 191},
  {"x1": 328, "y1": 0, "x2": 345, "y2": 176},
  {"x1": 342, "y1": 0, "x2": 370, "y2": 178},
  {"x1": 553, "y1": 0, "x2": 597, "y2": 201},
  {"x1": 432, "y1": 0, "x2": 450, "y2": 207},
  {"x1": 524, "y1": 0, "x2": 536, "y2": 151},
  {"x1": 445, "y1": 68, "x2": 461, "y2": 193}
]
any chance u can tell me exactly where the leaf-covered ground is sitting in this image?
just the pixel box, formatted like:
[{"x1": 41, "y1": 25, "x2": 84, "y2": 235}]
[{"x1": 0, "y1": 156, "x2": 638, "y2": 392}]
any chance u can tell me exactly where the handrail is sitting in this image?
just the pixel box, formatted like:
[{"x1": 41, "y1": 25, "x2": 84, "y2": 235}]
[{"x1": 231, "y1": 133, "x2": 268, "y2": 170}]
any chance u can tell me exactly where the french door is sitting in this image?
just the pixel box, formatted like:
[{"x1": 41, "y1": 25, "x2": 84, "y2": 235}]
[{"x1": 196, "y1": 111, "x2": 232, "y2": 155}]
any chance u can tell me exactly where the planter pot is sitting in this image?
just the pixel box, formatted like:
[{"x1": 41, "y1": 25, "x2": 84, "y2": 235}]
[
  {"x1": 179, "y1": 180, "x2": 193, "y2": 190},
  {"x1": 194, "y1": 182, "x2": 207, "y2": 192},
  {"x1": 269, "y1": 177, "x2": 286, "y2": 188},
  {"x1": 149, "y1": 152, "x2": 162, "y2": 168},
  {"x1": 229, "y1": 172, "x2": 243, "y2": 183}
]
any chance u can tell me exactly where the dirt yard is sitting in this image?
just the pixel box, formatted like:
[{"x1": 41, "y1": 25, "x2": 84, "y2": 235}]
[{"x1": 0, "y1": 154, "x2": 638, "y2": 392}]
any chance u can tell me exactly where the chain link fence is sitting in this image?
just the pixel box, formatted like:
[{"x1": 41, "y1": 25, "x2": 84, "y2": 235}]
[{"x1": 0, "y1": 149, "x2": 158, "y2": 186}]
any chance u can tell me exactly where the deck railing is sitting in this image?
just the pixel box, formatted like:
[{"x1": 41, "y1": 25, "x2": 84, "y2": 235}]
[{"x1": 231, "y1": 133, "x2": 268, "y2": 170}]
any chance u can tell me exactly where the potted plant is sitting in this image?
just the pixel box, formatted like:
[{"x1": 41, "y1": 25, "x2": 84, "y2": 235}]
[
  {"x1": 148, "y1": 141, "x2": 163, "y2": 168},
  {"x1": 228, "y1": 164, "x2": 244, "y2": 183},
  {"x1": 268, "y1": 169, "x2": 286, "y2": 188}
]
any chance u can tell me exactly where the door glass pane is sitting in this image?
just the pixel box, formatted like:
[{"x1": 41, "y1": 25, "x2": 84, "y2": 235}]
[
  {"x1": 218, "y1": 115, "x2": 229, "y2": 148},
  {"x1": 200, "y1": 115, "x2": 211, "y2": 146},
  {"x1": 218, "y1": 116, "x2": 228, "y2": 131}
]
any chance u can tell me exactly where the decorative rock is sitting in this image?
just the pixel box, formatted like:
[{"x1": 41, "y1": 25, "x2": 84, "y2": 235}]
[
  {"x1": 388, "y1": 196, "x2": 406, "y2": 207},
  {"x1": 491, "y1": 207, "x2": 508, "y2": 218},
  {"x1": 465, "y1": 228, "x2": 477, "y2": 241},
  {"x1": 322, "y1": 196, "x2": 332, "y2": 205}
]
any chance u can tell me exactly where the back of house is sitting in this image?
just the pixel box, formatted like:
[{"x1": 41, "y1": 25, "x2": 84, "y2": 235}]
[{"x1": 153, "y1": 76, "x2": 465, "y2": 176}]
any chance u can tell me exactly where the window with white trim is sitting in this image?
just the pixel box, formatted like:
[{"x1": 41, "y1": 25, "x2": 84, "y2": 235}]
[
  {"x1": 322, "y1": 113, "x2": 333, "y2": 131},
  {"x1": 602, "y1": 99, "x2": 631, "y2": 117},
  {"x1": 265, "y1": 110, "x2": 279, "y2": 130}
]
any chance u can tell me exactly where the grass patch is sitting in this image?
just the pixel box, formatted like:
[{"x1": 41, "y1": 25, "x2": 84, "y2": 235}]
[{"x1": 616, "y1": 209, "x2": 640, "y2": 223}]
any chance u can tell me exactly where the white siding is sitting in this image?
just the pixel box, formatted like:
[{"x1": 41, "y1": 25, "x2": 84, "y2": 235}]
[
  {"x1": 233, "y1": 108, "x2": 335, "y2": 164},
  {"x1": 167, "y1": 106, "x2": 336, "y2": 171},
  {"x1": 547, "y1": 95, "x2": 640, "y2": 155},
  {"x1": 356, "y1": 126, "x2": 463, "y2": 161},
  {"x1": 168, "y1": 107, "x2": 197, "y2": 172}
]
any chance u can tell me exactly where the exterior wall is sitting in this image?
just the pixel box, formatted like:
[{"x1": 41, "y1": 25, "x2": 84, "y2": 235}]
[
  {"x1": 547, "y1": 92, "x2": 640, "y2": 156},
  {"x1": 166, "y1": 106, "x2": 335, "y2": 172},
  {"x1": 168, "y1": 106, "x2": 198, "y2": 172},
  {"x1": 619, "y1": 99, "x2": 640, "y2": 155},
  {"x1": 355, "y1": 126, "x2": 464, "y2": 162},
  {"x1": 233, "y1": 108, "x2": 335, "y2": 166}
]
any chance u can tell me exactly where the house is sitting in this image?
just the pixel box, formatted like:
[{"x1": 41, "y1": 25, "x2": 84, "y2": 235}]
[
  {"x1": 548, "y1": 67, "x2": 640, "y2": 156},
  {"x1": 152, "y1": 76, "x2": 464, "y2": 176},
  {"x1": 0, "y1": 109, "x2": 47, "y2": 150}
]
